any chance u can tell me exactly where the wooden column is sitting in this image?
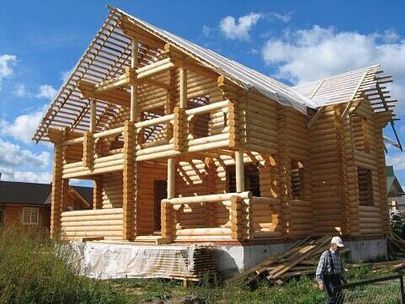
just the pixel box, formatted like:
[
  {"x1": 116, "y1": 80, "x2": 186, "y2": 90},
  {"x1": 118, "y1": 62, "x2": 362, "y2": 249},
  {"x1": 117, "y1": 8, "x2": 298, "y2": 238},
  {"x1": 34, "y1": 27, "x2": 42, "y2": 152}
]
[
  {"x1": 277, "y1": 106, "x2": 290, "y2": 236},
  {"x1": 167, "y1": 158, "x2": 175, "y2": 199},
  {"x1": 130, "y1": 38, "x2": 138, "y2": 122},
  {"x1": 179, "y1": 67, "x2": 187, "y2": 109},
  {"x1": 123, "y1": 120, "x2": 136, "y2": 240},
  {"x1": 235, "y1": 149, "x2": 245, "y2": 192},
  {"x1": 230, "y1": 196, "x2": 247, "y2": 240},
  {"x1": 205, "y1": 158, "x2": 217, "y2": 227},
  {"x1": 90, "y1": 99, "x2": 96, "y2": 132},
  {"x1": 82, "y1": 131, "x2": 94, "y2": 169},
  {"x1": 376, "y1": 128, "x2": 390, "y2": 234},
  {"x1": 50, "y1": 130, "x2": 64, "y2": 239},
  {"x1": 93, "y1": 176, "x2": 103, "y2": 209}
]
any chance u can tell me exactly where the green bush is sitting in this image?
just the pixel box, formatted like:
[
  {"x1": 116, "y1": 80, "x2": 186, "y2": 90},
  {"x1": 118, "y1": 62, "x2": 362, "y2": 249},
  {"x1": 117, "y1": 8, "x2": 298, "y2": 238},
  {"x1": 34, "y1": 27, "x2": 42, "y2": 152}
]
[{"x1": 0, "y1": 226, "x2": 125, "y2": 304}]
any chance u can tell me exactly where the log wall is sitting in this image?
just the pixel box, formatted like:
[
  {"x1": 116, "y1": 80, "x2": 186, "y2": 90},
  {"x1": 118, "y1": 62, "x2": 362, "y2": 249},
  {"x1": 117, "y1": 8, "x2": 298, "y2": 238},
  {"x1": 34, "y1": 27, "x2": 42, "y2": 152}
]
[
  {"x1": 310, "y1": 106, "x2": 343, "y2": 235},
  {"x1": 101, "y1": 172, "x2": 123, "y2": 208},
  {"x1": 60, "y1": 208, "x2": 123, "y2": 240},
  {"x1": 352, "y1": 101, "x2": 385, "y2": 235},
  {"x1": 137, "y1": 161, "x2": 167, "y2": 234}
]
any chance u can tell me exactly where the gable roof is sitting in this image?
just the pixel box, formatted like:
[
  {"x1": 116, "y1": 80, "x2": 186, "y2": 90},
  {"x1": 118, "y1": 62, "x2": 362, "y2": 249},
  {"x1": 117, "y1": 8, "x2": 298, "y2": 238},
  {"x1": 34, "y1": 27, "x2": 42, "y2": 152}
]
[
  {"x1": 33, "y1": 7, "x2": 314, "y2": 142},
  {"x1": 33, "y1": 7, "x2": 399, "y2": 143},
  {"x1": 0, "y1": 180, "x2": 93, "y2": 206},
  {"x1": 114, "y1": 8, "x2": 315, "y2": 111},
  {"x1": 293, "y1": 65, "x2": 396, "y2": 114}
]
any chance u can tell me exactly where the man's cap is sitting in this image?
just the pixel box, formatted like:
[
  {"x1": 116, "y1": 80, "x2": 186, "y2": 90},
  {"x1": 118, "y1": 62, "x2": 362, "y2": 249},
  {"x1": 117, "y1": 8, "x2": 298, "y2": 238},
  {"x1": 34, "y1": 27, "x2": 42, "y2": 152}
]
[{"x1": 331, "y1": 236, "x2": 344, "y2": 247}]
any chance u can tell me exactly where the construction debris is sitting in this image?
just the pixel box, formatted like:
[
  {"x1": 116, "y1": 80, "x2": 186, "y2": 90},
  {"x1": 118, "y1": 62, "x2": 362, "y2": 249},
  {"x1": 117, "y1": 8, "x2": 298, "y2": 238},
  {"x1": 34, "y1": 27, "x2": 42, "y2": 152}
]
[{"x1": 227, "y1": 235, "x2": 339, "y2": 284}]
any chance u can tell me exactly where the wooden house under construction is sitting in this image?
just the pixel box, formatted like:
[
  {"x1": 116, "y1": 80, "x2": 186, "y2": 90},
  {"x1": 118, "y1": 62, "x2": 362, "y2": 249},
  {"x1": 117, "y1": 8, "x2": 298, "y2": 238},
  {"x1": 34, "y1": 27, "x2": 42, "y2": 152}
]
[{"x1": 34, "y1": 8, "x2": 400, "y2": 250}]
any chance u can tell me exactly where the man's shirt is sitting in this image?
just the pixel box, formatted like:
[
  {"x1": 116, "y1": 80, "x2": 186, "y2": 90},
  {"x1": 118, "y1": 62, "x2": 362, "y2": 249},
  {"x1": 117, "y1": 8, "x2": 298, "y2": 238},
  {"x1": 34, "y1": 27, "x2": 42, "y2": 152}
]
[{"x1": 316, "y1": 249, "x2": 343, "y2": 283}]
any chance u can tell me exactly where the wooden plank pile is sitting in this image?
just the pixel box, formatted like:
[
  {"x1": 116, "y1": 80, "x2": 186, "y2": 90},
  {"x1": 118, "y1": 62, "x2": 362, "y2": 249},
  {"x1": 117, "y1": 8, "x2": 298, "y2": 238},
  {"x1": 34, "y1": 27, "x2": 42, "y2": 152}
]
[
  {"x1": 185, "y1": 246, "x2": 217, "y2": 280},
  {"x1": 228, "y1": 235, "x2": 336, "y2": 284},
  {"x1": 173, "y1": 246, "x2": 217, "y2": 282}
]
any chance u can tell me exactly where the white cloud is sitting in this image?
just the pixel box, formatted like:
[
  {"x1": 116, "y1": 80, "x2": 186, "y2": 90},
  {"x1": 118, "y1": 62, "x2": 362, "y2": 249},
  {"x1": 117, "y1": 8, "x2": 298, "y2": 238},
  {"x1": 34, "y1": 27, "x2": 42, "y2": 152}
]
[
  {"x1": 1, "y1": 110, "x2": 44, "y2": 143},
  {"x1": 0, "y1": 54, "x2": 17, "y2": 91},
  {"x1": 220, "y1": 13, "x2": 262, "y2": 40},
  {"x1": 13, "y1": 83, "x2": 30, "y2": 97},
  {"x1": 60, "y1": 69, "x2": 72, "y2": 83},
  {"x1": 202, "y1": 25, "x2": 212, "y2": 37},
  {"x1": 267, "y1": 12, "x2": 291, "y2": 23},
  {"x1": 261, "y1": 26, "x2": 405, "y2": 115},
  {"x1": 0, "y1": 139, "x2": 50, "y2": 168},
  {"x1": 36, "y1": 84, "x2": 57, "y2": 99},
  {"x1": 387, "y1": 152, "x2": 405, "y2": 171},
  {"x1": 0, "y1": 168, "x2": 51, "y2": 184}
]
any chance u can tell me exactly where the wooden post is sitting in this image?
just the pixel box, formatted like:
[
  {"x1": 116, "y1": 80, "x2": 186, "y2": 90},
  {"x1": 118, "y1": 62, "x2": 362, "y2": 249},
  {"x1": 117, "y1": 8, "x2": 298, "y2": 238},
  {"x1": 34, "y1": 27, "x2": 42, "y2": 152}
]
[
  {"x1": 130, "y1": 38, "x2": 138, "y2": 122},
  {"x1": 93, "y1": 176, "x2": 103, "y2": 209},
  {"x1": 50, "y1": 130, "x2": 64, "y2": 239},
  {"x1": 235, "y1": 149, "x2": 245, "y2": 192},
  {"x1": 277, "y1": 106, "x2": 290, "y2": 236},
  {"x1": 179, "y1": 67, "x2": 187, "y2": 109},
  {"x1": 82, "y1": 131, "x2": 94, "y2": 169},
  {"x1": 173, "y1": 107, "x2": 187, "y2": 151},
  {"x1": 90, "y1": 99, "x2": 96, "y2": 132},
  {"x1": 161, "y1": 201, "x2": 173, "y2": 241},
  {"x1": 123, "y1": 120, "x2": 136, "y2": 240},
  {"x1": 167, "y1": 158, "x2": 175, "y2": 199},
  {"x1": 230, "y1": 196, "x2": 247, "y2": 240}
]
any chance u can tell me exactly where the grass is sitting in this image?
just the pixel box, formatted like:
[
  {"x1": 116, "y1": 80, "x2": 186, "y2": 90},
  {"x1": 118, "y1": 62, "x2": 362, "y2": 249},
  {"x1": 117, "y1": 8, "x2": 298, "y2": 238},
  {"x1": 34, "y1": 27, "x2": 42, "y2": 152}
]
[
  {"x1": 110, "y1": 264, "x2": 399, "y2": 303},
  {"x1": 0, "y1": 226, "x2": 401, "y2": 303},
  {"x1": 0, "y1": 226, "x2": 125, "y2": 304}
]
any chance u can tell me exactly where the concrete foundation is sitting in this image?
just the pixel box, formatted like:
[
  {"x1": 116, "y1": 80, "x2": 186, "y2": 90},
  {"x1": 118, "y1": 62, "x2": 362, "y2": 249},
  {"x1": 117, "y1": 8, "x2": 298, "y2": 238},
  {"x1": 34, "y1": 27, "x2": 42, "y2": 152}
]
[
  {"x1": 214, "y1": 237, "x2": 388, "y2": 275},
  {"x1": 73, "y1": 237, "x2": 387, "y2": 279}
]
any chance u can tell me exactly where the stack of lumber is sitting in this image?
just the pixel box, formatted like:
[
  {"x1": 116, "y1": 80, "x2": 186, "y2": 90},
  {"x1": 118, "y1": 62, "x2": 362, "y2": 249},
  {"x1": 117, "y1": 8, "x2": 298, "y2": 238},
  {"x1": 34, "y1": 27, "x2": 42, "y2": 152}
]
[
  {"x1": 185, "y1": 246, "x2": 217, "y2": 280},
  {"x1": 172, "y1": 245, "x2": 217, "y2": 282},
  {"x1": 228, "y1": 235, "x2": 336, "y2": 284}
]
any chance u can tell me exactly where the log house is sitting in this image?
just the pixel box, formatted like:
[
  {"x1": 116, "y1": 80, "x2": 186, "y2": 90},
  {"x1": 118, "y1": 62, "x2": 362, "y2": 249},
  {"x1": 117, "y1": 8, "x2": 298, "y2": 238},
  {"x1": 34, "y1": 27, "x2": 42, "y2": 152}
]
[{"x1": 34, "y1": 7, "x2": 400, "y2": 245}]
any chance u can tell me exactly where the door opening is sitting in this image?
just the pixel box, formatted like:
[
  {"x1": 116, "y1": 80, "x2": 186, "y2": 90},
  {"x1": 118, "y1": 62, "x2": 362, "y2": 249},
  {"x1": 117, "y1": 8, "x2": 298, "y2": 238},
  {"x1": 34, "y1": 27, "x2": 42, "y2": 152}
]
[{"x1": 154, "y1": 180, "x2": 167, "y2": 232}]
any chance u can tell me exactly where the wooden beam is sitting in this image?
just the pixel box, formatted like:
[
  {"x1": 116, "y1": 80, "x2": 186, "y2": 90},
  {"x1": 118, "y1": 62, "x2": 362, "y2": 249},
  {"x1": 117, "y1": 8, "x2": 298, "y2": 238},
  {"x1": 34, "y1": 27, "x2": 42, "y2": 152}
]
[
  {"x1": 307, "y1": 106, "x2": 325, "y2": 128},
  {"x1": 90, "y1": 100, "x2": 96, "y2": 132},
  {"x1": 78, "y1": 80, "x2": 130, "y2": 108},
  {"x1": 179, "y1": 67, "x2": 187, "y2": 109},
  {"x1": 130, "y1": 38, "x2": 138, "y2": 122},
  {"x1": 93, "y1": 176, "x2": 103, "y2": 209},
  {"x1": 164, "y1": 43, "x2": 219, "y2": 80},
  {"x1": 235, "y1": 149, "x2": 245, "y2": 192},
  {"x1": 50, "y1": 129, "x2": 64, "y2": 239},
  {"x1": 122, "y1": 120, "x2": 136, "y2": 240},
  {"x1": 167, "y1": 158, "x2": 175, "y2": 199}
]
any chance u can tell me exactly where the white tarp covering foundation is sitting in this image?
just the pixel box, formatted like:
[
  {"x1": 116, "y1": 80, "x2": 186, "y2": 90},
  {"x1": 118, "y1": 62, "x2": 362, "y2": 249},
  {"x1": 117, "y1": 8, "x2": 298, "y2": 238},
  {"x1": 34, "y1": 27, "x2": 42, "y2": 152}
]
[{"x1": 73, "y1": 242, "x2": 204, "y2": 280}]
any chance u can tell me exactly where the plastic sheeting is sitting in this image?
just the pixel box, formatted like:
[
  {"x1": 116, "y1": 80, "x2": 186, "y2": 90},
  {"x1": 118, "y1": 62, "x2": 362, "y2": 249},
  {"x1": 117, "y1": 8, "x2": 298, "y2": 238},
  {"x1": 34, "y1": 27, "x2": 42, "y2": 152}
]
[{"x1": 73, "y1": 241, "x2": 199, "y2": 279}]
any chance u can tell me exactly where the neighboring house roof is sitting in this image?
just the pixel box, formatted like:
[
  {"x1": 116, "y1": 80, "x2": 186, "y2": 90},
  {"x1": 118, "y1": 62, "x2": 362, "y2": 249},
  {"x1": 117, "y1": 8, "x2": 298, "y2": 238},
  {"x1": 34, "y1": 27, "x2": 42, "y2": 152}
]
[
  {"x1": 0, "y1": 181, "x2": 50, "y2": 205},
  {"x1": 0, "y1": 180, "x2": 93, "y2": 206},
  {"x1": 73, "y1": 186, "x2": 93, "y2": 204},
  {"x1": 386, "y1": 166, "x2": 404, "y2": 195}
]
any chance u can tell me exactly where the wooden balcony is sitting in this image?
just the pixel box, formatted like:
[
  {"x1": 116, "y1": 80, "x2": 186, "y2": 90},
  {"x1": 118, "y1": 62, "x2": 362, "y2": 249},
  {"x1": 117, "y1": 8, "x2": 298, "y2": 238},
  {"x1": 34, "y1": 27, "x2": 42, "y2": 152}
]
[
  {"x1": 161, "y1": 192, "x2": 282, "y2": 242},
  {"x1": 62, "y1": 100, "x2": 232, "y2": 179}
]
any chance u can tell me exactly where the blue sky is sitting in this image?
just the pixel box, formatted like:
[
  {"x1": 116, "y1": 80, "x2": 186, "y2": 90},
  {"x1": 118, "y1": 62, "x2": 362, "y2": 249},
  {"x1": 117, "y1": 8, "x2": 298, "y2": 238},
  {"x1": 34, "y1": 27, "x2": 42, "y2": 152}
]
[{"x1": 0, "y1": 0, "x2": 405, "y2": 186}]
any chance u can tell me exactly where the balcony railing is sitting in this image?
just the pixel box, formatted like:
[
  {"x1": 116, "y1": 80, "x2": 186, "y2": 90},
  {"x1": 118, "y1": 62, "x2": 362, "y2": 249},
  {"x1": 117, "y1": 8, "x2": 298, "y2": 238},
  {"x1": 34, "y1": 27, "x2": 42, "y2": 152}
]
[
  {"x1": 160, "y1": 192, "x2": 282, "y2": 242},
  {"x1": 61, "y1": 100, "x2": 231, "y2": 178}
]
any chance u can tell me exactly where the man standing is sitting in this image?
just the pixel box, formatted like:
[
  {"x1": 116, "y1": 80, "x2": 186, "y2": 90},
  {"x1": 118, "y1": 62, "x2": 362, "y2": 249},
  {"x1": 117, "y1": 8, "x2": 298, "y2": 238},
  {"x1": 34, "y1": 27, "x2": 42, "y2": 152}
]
[{"x1": 316, "y1": 236, "x2": 348, "y2": 304}]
